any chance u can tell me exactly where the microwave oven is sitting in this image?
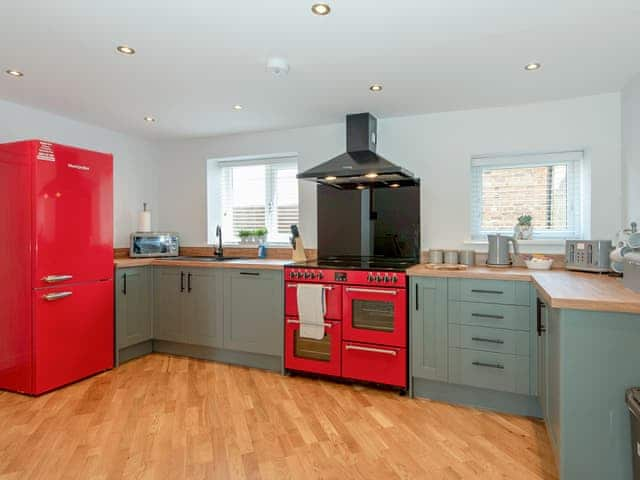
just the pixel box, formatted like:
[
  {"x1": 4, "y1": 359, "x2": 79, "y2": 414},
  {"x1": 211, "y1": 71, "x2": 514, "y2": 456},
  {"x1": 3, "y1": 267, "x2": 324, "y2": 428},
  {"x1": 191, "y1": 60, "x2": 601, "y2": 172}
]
[{"x1": 129, "y1": 232, "x2": 180, "y2": 258}]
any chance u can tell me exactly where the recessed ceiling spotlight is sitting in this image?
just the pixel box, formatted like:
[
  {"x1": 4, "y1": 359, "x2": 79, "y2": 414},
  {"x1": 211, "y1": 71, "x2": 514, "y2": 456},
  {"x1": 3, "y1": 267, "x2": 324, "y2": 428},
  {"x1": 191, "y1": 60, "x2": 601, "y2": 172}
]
[
  {"x1": 5, "y1": 69, "x2": 24, "y2": 77},
  {"x1": 233, "y1": 105, "x2": 243, "y2": 111},
  {"x1": 369, "y1": 84, "x2": 383, "y2": 92},
  {"x1": 524, "y1": 62, "x2": 541, "y2": 71},
  {"x1": 143, "y1": 116, "x2": 156, "y2": 123},
  {"x1": 311, "y1": 3, "x2": 331, "y2": 15},
  {"x1": 116, "y1": 45, "x2": 136, "y2": 55},
  {"x1": 356, "y1": 185, "x2": 366, "y2": 190},
  {"x1": 365, "y1": 172, "x2": 378, "y2": 179},
  {"x1": 325, "y1": 176, "x2": 337, "y2": 181}
]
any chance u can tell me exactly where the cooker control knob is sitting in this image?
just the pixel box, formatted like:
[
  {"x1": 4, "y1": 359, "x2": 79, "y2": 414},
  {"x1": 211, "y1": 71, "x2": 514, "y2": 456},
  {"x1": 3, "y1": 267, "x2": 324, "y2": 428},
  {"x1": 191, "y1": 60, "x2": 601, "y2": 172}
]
[
  {"x1": 367, "y1": 273, "x2": 374, "y2": 282},
  {"x1": 305, "y1": 272, "x2": 312, "y2": 279},
  {"x1": 392, "y1": 275, "x2": 398, "y2": 283},
  {"x1": 383, "y1": 275, "x2": 390, "y2": 283},
  {"x1": 317, "y1": 272, "x2": 324, "y2": 280},
  {"x1": 375, "y1": 275, "x2": 382, "y2": 282},
  {"x1": 291, "y1": 272, "x2": 298, "y2": 279}
]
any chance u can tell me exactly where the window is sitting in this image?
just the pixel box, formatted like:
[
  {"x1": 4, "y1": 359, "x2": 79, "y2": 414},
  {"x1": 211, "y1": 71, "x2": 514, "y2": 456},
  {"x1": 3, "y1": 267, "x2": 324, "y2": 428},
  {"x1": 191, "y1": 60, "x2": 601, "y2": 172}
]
[
  {"x1": 470, "y1": 151, "x2": 584, "y2": 240},
  {"x1": 211, "y1": 154, "x2": 299, "y2": 245}
]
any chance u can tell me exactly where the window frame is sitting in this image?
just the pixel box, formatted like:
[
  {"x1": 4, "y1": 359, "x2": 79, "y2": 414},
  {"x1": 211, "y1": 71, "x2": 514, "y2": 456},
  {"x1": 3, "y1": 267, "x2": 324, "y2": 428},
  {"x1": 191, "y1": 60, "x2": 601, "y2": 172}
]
[
  {"x1": 208, "y1": 152, "x2": 299, "y2": 246},
  {"x1": 469, "y1": 150, "x2": 585, "y2": 241}
]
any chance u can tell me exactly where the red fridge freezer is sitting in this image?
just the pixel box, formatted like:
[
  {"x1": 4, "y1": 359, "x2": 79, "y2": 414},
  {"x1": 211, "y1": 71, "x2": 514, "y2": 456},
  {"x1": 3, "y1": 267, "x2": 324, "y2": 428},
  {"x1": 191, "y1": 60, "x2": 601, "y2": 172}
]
[{"x1": 0, "y1": 140, "x2": 114, "y2": 395}]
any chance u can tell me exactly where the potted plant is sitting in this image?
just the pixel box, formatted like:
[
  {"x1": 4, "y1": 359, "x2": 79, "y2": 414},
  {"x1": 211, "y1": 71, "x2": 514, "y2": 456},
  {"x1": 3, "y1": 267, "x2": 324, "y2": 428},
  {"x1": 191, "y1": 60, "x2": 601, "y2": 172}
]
[
  {"x1": 514, "y1": 215, "x2": 533, "y2": 240},
  {"x1": 253, "y1": 227, "x2": 268, "y2": 244},
  {"x1": 238, "y1": 230, "x2": 252, "y2": 244}
]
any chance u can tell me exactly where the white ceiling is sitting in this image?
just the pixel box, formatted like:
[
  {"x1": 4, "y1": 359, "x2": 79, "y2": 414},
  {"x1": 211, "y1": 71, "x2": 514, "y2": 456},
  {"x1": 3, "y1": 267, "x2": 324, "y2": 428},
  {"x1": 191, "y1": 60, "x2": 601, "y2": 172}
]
[{"x1": 1, "y1": 0, "x2": 639, "y2": 139}]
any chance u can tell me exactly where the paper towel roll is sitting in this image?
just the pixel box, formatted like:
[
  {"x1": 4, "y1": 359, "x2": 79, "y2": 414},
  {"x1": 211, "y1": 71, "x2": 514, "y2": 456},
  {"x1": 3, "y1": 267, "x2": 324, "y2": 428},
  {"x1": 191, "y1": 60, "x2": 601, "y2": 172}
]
[{"x1": 138, "y1": 211, "x2": 151, "y2": 232}]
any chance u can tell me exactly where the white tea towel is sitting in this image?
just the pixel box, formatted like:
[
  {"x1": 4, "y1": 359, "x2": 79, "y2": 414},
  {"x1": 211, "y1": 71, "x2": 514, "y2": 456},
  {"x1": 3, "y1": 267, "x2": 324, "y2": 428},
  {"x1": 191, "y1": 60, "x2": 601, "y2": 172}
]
[{"x1": 297, "y1": 284, "x2": 326, "y2": 340}]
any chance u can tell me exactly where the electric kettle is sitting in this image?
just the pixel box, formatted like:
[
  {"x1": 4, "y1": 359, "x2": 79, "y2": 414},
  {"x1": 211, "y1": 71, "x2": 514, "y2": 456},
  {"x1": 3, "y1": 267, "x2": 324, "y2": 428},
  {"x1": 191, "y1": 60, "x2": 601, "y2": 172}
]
[{"x1": 487, "y1": 234, "x2": 519, "y2": 267}]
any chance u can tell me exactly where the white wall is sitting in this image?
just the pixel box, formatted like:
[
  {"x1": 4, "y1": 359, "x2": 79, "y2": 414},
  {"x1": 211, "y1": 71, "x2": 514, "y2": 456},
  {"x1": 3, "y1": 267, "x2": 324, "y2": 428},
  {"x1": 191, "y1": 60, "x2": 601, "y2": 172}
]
[
  {"x1": 0, "y1": 99, "x2": 157, "y2": 247},
  {"x1": 622, "y1": 73, "x2": 640, "y2": 227},
  {"x1": 156, "y1": 93, "x2": 622, "y2": 251}
]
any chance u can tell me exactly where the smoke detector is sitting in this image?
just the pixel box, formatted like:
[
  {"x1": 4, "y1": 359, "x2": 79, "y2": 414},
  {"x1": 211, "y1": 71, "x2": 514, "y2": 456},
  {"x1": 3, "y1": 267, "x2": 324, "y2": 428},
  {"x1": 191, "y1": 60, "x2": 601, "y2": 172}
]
[{"x1": 266, "y1": 57, "x2": 290, "y2": 77}]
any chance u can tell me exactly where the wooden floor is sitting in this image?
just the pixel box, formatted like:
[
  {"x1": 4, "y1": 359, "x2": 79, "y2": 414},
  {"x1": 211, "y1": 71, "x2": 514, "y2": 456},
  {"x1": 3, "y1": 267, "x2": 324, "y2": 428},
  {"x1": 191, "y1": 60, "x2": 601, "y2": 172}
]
[{"x1": 0, "y1": 354, "x2": 557, "y2": 479}]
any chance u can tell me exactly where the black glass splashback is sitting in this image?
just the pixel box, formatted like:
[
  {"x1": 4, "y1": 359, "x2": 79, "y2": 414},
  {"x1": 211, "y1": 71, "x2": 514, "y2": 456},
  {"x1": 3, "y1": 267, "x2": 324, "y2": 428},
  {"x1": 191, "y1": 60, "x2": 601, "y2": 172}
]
[{"x1": 317, "y1": 183, "x2": 420, "y2": 260}]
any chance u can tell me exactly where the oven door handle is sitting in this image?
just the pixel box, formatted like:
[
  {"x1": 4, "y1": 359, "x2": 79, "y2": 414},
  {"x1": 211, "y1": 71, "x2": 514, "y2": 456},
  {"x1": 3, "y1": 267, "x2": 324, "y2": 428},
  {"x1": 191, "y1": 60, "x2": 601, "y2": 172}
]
[
  {"x1": 287, "y1": 284, "x2": 334, "y2": 290},
  {"x1": 286, "y1": 319, "x2": 333, "y2": 328},
  {"x1": 345, "y1": 287, "x2": 397, "y2": 296},
  {"x1": 345, "y1": 345, "x2": 397, "y2": 356}
]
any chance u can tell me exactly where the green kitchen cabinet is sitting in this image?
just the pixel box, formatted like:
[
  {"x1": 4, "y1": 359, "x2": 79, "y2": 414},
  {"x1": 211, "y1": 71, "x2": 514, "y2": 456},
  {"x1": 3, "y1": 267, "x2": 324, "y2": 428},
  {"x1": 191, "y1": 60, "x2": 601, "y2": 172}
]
[
  {"x1": 115, "y1": 266, "x2": 153, "y2": 349},
  {"x1": 154, "y1": 267, "x2": 186, "y2": 343},
  {"x1": 411, "y1": 277, "x2": 448, "y2": 382},
  {"x1": 222, "y1": 269, "x2": 283, "y2": 356},
  {"x1": 153, "y1": 267, "x2": 223, "y2": 348}
]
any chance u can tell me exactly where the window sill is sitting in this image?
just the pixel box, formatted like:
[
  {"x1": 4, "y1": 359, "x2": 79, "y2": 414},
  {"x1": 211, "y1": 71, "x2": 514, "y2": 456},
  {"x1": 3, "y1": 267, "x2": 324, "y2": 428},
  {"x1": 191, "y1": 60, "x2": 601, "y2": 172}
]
[{"x1": 464, "y1": 239, "x2": 567, "y2": 254}]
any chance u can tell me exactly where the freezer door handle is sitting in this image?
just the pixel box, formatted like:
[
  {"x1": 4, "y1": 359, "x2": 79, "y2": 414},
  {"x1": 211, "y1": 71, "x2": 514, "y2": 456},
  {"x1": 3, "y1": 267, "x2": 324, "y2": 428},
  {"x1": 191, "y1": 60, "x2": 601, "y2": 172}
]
[
  {"x1": 42, "y1": 292, "x2": 73, "y2": 301},
  {"x1": 42, "y1": 275, "x2": 73, "y2": 283}
]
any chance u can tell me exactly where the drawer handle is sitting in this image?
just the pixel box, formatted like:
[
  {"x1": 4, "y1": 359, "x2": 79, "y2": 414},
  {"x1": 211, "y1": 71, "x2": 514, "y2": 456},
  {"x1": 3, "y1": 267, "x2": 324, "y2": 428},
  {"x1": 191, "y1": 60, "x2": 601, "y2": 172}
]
[
  {"x1": 471, "y1": 337, "x2": 505, "y2": 345},
  {"x1": 43, "y1": 291, "x2": 73, "y2": 301},
  {"x1": 472, "y1": 361, "x2": 504, "y2": 370},
  {"x1": 287, "y1": 319, "x2": 333, "y2": 328},
  {"x1": 345, "y1": 345, "x2": 397, "y2": 356},
  {"x1": 42, "y1": 275, "x2": 73, "y2": 283},
  {"x1": 471, "y1": 313, "x2": 505, "y2": 320},
  {"x1": 287, "y1": 284, "x2": 334, "y2": 290},
  {"x1": 240, "y1": 272, "x2": 260, "y2": 276},
  {"x1": 471, "y1": 289, "x2": 504, "y2": 295}
]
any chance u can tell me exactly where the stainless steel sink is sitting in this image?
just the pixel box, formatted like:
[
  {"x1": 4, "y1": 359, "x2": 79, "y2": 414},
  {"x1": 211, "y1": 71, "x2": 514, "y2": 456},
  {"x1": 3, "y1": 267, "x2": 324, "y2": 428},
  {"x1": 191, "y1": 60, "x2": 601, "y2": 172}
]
[{"x1": 163, "y1": 256, "x2": 240, "y2": 262}]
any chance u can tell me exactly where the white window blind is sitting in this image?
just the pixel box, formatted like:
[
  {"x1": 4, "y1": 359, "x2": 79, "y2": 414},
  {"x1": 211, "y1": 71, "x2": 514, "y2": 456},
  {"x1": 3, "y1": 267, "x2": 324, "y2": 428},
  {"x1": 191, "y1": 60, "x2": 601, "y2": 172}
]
[
  {"x1": 219, "y1": 155, "x2": 299, "y2": 244},
  {"x1": 470, "y1": 151, "x2": 584, "y2": 240}
]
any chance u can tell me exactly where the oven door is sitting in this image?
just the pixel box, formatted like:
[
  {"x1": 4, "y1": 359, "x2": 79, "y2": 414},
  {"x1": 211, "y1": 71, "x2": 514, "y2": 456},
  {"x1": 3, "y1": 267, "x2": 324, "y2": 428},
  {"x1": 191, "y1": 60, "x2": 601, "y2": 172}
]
[
  {"x1": 285, "y1": 318, "x2": 341, "y2": 377},
  {"x1": 342, "y1": 286, "x2": 407, "y2": 347},
  {"x1": 285, "y1": 283, "x2": 342, "y2": 320}
]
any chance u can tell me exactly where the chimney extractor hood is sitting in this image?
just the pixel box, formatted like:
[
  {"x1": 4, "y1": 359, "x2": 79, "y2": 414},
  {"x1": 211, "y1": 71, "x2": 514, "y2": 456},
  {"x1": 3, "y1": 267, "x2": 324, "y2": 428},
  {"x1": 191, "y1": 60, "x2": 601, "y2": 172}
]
[{"x1": 297, "y1": 113, "x2": 418, "y2": 189}]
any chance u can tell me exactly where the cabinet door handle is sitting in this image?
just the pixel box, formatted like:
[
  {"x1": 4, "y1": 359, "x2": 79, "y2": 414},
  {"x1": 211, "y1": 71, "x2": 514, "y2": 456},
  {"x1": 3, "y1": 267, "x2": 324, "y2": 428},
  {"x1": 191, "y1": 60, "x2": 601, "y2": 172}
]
[
  {"x1": 188, "y1": 273, "x2": 192, "y2": 292},
  {"x1": 537, "y1": 298, "x2": 547, "y2": 336},
  {"x1": 123, "y1": 273, "x2": 127, "y2": 295},
  {"x1": 471, "y1": 313, "x2": 504, "y2": 320},
  {"x1": 286, "y1": 319, "x2": 333, "y2": 328},
  {"x1": 43, "y1": 291, "x2": 73, "y2": 301},
  {"x1": 42, "y1": 275, "x2": 73, "y2": 283},
  {"x1": 471, "y1": 337, "x2": 505, "y2": 345},
  {"x1": 180, "y1": 272, "x2": 185, "y2": 292},
  {"x1": 345, "y1": 345, "x2": 397, "y2": 356},
  {"x1": 471, "y1": 289, "x2": 504, "y2": 295},
  {"x1": 472, "y1": 361, "x2": 504, "y2": 370},
  {"x1": 240, "y1": 272, "x2": 260, "y2": 276},
  {"x1": 415, "y1": 284, "x2": 419, "y2": 310},
  {"x1": 345, "y1": 287, "x2": 397, "y2": 295}
]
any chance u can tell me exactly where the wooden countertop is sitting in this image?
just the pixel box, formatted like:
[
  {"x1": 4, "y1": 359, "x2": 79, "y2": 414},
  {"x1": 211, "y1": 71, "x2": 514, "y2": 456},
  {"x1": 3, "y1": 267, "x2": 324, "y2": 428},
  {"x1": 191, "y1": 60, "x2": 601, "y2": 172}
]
[
  {"x1": 114, "y1": 257, "x2": 291, "y2": 270},
  {"x1": 407, "y1": 265, "x2": 640, "y2": 315}
]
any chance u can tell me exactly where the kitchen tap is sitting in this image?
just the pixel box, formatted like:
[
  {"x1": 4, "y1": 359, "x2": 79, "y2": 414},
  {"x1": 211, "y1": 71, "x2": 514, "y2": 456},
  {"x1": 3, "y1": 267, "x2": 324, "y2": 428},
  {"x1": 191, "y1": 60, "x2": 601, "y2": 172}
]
[{"x1": 215, "y1": 225, "x2": 223, "y2": 257}]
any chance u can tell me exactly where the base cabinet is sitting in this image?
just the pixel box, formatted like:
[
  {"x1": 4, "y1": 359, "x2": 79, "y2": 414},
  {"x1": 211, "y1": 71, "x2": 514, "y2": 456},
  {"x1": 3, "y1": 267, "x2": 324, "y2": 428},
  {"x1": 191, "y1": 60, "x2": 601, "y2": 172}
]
[
  {"x1": 153, "y1": 267, "x2": 222, "y2": 348},
  {"x1": 222, "y1": 269, "x2": 283, "y2": 356},
  {"x1": 115, "y1": 267, "x2": 152, "y2": 349}
]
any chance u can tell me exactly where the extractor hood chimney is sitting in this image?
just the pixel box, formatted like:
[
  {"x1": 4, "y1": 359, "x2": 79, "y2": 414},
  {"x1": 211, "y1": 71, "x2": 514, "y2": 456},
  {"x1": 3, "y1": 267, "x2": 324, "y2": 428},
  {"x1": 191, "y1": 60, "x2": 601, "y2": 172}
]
[{"x1": 297, "y1": 113, "x2": 418, "y2": 189}]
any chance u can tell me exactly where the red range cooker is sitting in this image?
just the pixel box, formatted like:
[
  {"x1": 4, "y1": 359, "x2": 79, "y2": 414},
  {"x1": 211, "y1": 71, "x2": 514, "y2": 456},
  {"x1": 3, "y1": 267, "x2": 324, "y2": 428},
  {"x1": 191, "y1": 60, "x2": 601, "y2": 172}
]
[{"x1": 284, "y1": 264, "x2": 409, "y2": 389}]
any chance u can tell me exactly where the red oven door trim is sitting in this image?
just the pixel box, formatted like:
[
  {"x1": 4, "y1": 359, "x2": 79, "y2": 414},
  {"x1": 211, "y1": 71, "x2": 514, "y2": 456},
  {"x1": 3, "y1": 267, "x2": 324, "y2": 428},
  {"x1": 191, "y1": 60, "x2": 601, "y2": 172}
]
[
  {"x1": 285, "y1": 283, "x2": 343, "y2": 320},
  {"x1": 342, "y1": 286, "x2": 407, "y2": 347},
  {"x1": 284, "y1": 317, "x2": 342, "y2": 377}
]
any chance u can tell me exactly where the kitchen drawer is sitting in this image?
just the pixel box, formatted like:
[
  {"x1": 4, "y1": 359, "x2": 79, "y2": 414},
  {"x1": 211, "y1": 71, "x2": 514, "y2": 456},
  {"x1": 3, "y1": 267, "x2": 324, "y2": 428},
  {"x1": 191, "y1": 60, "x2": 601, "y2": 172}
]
[
  {"x1": 448, "y1": 301, "x2": 530, "y2": 331},
  {"x1": 342, "y1": 341, "x2": 406, "y2": 388},
  {"x1": 449, "y1": 324, "x2": 530, "y2": 356},
  {"x1": 448, "y1": 278, "x2": 530, "y2": 306},
  {"x1": 448, "y1": 348, "x2": 530, "y2": 395}
]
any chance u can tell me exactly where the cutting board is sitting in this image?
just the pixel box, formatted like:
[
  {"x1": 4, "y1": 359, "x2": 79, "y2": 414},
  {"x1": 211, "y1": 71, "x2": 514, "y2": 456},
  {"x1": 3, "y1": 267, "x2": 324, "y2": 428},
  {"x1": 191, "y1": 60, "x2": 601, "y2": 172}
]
[{"x1": 422, "y1": 263, "x2": 469, "y2": 270}]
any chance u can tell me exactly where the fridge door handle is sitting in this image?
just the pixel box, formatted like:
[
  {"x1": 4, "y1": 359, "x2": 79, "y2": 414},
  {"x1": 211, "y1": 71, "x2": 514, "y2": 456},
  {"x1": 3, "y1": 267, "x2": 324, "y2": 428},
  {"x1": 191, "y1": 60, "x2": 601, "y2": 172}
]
[
  {"x1": 42, "y1": 275, "x2": 73, "y2": 283},
  {"x1": 43, "y1": 291, "x2": 73, "y2": 301}
]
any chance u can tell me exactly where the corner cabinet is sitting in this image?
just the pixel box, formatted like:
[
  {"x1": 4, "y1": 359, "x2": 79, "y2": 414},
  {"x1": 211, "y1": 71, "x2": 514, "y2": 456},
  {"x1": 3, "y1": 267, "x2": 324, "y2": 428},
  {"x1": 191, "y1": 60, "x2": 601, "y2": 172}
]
[
  {"x1": 115, "y1": 266, "x2": 153, "y2": 363},
  {"x1": 222, "y1": 269, "x2": 283, "y2": 356},
  {"x1": 411, "y1": 277, "x2": 448, "y2": 382}
]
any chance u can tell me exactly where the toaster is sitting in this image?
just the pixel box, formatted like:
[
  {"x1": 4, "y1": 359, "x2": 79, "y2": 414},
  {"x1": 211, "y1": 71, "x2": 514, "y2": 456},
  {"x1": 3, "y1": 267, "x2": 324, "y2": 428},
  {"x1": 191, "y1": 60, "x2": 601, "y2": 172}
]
[{"x1": 565, "y1": 240, "x2": 612, "y2": 273}]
